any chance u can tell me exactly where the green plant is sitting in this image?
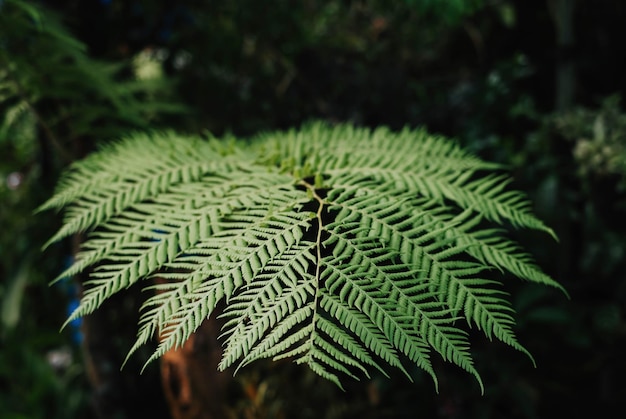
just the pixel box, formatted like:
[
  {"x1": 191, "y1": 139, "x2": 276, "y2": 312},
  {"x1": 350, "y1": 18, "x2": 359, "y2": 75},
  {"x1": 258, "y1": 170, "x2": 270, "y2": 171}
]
[
  {"x1": 555, "y1": 95, "x2": 626, "y2": 182},
  {"x1": 0, "y1": 0, "x2": 183, "y2": 162},
  {"x1": 41, "y1": 122, "x2": 565, "y2": 392},
  {"x1": 1, "y1": 2, "x2": 185, "y2": 416}
]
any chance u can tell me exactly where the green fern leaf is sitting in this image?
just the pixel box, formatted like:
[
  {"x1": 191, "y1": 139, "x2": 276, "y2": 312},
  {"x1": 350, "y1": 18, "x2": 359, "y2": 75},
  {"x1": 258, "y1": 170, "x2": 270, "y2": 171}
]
[{"x1": 43, "y1": 122, "x2": 564, "y2": 392}]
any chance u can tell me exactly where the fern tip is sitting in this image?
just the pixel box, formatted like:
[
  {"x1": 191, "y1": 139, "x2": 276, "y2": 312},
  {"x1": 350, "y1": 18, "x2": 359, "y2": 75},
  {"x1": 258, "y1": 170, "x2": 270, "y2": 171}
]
[
  {"x1": 59, "y1": 316, "x2": 75, "y2": 333},
  {"x1": 555, "y1": 283, "x2": 570, "y2": 299},
  {"x1": 41, "y1": 237, "x2": 58, "y2": 252},
  {"x1": 476, "y1": 375, "x2": 485, "y2": 396},
  {"x1": 547, "y1": 227, "x2": 559, "y2": 242},
  {"x1": 141, "y1": 353, "x2": 160, "y2": 374}
]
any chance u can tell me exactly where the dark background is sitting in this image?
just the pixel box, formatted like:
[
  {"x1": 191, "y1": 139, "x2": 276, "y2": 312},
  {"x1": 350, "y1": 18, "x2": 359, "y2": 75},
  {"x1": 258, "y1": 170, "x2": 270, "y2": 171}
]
[{"x1": 1, "y1": 0, "x2": 625, "y2": 417}]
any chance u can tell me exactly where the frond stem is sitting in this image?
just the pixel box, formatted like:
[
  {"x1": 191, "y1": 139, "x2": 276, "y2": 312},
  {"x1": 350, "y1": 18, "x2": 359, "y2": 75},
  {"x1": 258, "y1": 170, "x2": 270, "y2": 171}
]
[{"x1": 299, "y1": 179, "x2": 326, "y2": 355}]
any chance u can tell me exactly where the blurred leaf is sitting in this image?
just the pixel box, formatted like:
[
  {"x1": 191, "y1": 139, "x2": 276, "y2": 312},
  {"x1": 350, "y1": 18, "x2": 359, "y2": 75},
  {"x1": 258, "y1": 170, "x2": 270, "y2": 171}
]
[
  {"x1": 1, "y1": 259, "x2": 30, "y2": 332},
  {"x1": 499, "y1": 3, "x2": 516, "y2": 28}
]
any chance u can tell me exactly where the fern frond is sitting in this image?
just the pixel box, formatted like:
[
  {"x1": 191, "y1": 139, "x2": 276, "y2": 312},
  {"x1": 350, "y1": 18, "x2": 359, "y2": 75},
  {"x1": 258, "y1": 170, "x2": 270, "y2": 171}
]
[
  {"x1": 320, "y1": 293, "x2": 409, "y2": 379},
  {"x1": 39, "y1": 132, "x2": 241, "y2": 245},
  {"x1": 43, "y1": 122, "x2": 564, "y2": 391},
  {"x1": 144, "y1": 199, "x2": 313, "y2": 365},
  {"x1": 320, "y1": 242, "x2": 438, "y2": 388},
  {"x1": 218, "y1": 244, "x2": 316, "y2": 368}
]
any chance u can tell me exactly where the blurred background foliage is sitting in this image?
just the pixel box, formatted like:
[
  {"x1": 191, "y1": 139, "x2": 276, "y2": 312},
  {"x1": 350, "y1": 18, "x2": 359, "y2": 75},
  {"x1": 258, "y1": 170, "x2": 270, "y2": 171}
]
[{"x1": 1, "y1": 0, "x2": 625, "y2": 417}]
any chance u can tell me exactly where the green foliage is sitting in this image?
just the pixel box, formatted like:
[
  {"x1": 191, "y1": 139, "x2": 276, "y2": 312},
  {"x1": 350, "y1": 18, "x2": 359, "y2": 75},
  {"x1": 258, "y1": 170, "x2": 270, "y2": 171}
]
[
  {"x1": 555, "y1": 96, "x2": 626, "y2": 181},
  {"x1": 0, "y1": 317, "x2": 89, "y2": 419},
  {"x1": 1, "y1": 3, "x2": 187, "y2": 416},
  {"x1": 42, "y1": 122, "x2": 563, "y2": 391},
  {"x1": 0, "y1": 0, "x2": 184, "y2": 334},
  {"x1": 0, "y1": 0, "x2": 183, "y2": 159}
]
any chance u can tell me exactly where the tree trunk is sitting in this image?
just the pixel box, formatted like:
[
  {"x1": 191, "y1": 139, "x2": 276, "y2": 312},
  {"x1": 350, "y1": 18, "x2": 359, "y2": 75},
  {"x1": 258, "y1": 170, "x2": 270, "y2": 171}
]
[
  {"x1": 154, "y1": 275, "x2": 236, "y2": 419},
  {"x1": 160, "y1": 314, "x2": 235, "y2": 419}
]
